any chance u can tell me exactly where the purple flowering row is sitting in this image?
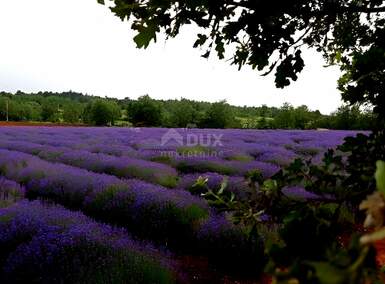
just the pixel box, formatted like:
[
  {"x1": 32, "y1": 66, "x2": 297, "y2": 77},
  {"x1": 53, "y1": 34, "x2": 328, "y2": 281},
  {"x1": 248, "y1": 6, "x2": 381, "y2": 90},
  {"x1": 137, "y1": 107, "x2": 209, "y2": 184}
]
[
  {"x1": 0, "y1": 140, "x2": 178, "y2": 188},
  {"x1": 175, "y1": 158, "x2": 281, "y2": 178},
  {"x1": 0, "y1": 200, "x2": 178, "y2": 283}
]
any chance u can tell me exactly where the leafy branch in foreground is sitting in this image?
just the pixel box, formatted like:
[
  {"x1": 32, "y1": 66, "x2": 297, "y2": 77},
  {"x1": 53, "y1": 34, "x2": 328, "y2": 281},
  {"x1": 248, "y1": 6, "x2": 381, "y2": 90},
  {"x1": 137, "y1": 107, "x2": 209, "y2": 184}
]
[
  {"x1": 99, "y1": 0, "x2": 385, "y2": 119},
  {"x1": 197, "y1": 139, "x2": 385, "y2": 283}
]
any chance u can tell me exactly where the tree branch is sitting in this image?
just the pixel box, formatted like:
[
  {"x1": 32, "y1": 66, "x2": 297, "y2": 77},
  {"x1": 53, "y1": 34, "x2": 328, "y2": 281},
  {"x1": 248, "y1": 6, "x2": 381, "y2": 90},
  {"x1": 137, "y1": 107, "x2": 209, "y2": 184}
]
[
  {"x1": 339, "y1": 5, "x2": 385, "y2": 13},
  {"x1": 228, "y1": 1, "x2": 385, "y2": 14}
]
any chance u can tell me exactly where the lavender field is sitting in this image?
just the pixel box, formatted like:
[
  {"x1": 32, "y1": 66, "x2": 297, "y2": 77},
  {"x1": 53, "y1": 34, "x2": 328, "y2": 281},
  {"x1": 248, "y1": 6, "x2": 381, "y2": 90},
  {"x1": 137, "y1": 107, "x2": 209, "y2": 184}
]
[{"x1": 0, "y1": 127, "x2": 359, "y2": 283}]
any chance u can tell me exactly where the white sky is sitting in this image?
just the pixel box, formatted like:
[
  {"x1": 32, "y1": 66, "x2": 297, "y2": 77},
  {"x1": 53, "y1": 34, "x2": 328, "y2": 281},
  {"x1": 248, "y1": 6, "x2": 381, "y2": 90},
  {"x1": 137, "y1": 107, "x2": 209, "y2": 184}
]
[{"x1": 0, "y1": 0, "x2": 343, "y2": 114}]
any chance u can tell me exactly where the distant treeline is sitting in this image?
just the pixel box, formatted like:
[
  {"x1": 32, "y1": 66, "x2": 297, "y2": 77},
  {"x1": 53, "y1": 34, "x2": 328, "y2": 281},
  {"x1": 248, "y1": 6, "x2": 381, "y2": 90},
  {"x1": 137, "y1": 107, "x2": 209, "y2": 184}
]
[{"x1": 0, "y1": 91, "x2": 374, "y2": 129}]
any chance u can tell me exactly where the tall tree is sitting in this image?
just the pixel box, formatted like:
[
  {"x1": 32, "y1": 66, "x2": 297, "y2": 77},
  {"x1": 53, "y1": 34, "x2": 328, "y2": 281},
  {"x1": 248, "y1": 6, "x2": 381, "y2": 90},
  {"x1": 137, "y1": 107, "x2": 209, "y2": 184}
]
[
  {"x1": 168, "y1": 98, "x2": 197, "y2": 127},
  {"x1": 127, "y1": 95, "x2": 163, "y2": 126},
  {"x1": 63, "y1": 103, "x2": 82, "y2": 124},
  {"x1": 91, "y1": 100, "x2": 121, "y2": 126},
  {"x1": 41, "y1": 102, "x2": 58, "y2": 122},
  {"x1": 200, "y1": 100, "x2": 235, "y2": 128},
  {"x1": 274, "y1": 103, "x2": 295, "y2": 129}
]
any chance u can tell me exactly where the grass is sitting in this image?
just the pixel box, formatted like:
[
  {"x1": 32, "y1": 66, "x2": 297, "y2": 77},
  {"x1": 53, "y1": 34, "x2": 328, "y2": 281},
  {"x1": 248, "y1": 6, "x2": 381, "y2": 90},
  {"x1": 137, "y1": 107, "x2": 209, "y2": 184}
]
[
  {"x1": 226, "y1": 154, "x2": 254, "y2": 162},
  {"x1": 177, "y1": 145, "x2": 216, "y2": 156}
]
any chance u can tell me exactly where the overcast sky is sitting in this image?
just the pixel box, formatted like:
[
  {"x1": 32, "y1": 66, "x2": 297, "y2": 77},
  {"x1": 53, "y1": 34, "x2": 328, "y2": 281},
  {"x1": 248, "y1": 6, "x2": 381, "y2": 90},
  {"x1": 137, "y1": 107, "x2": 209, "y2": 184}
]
[{"x1": 0, "y1": 0, "x2": 343, "y2": 114}]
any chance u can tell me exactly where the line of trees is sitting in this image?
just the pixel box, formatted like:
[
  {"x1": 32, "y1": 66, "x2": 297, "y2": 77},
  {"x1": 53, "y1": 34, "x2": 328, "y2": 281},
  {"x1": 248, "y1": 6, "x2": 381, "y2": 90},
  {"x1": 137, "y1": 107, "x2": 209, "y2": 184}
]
[{"x1": 0, "y1": 91, "x2": 374, "y2": 129}]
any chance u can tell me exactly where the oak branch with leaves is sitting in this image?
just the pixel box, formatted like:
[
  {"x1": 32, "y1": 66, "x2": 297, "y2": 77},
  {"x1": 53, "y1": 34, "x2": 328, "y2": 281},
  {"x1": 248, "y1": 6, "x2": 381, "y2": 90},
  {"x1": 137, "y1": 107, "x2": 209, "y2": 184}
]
[{"x1": 98, "y1": 0, "x2": 385, "y2": 119}]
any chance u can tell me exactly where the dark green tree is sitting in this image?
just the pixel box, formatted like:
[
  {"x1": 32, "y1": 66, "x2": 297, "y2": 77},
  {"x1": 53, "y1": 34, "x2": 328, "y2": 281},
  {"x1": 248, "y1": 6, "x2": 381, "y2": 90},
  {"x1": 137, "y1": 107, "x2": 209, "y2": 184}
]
[
  {"x1": 26, "y1": 102, "x2": 43, "y2": 121},
  {"x1": 330, "y1": 105, "x2": 374, "y2": 130},
  {"x1": 41, "y1": 102, "x2": 58, "y2": 122},
  {"x1": 293, "y1": 105, "x2": 311, "y2": 129},
  {"x1": 63, "y1": 103, "x2": 82, "y2": 123},
  {"x1": 92, "y1": 100, "x2": 111, "y2": 126},
  {"x1": 82, "y1": 102, "x2": 94, "y2": 124},
  {"x1": 274, "y1": 103, "x2": 295, "y2": 129},
  {"x1": 90, "y1": 100, "x2": 121, "y2": 126},
  {"x1": 0, "y1": 97, "x2": 9, "y2": 121},
  {"x1": 127, "y1": 95, "x2": 162, "y2": 126},
  {"x1": 107, "y1": 101, "x2": 122, "y2": 125},
  {"x1": 168, "y1": 98, "x2": 197, "y2": 127},
  {"x1": 200, "y1": 100, "x2": 235, "y2": 128}
]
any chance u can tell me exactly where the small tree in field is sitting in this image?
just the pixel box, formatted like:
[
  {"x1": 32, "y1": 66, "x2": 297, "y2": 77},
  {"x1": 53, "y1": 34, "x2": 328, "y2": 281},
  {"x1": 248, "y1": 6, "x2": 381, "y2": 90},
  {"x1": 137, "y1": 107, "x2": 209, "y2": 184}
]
[
  {"x1": 90, "y1": 100, "x2": 121, "y2": 126},
  {"x1": 127, "y1": 95, "x2": 163, "y2": 127},
  {"x1": 200, "y1": 100, "x2": 235, "y2": 128}
]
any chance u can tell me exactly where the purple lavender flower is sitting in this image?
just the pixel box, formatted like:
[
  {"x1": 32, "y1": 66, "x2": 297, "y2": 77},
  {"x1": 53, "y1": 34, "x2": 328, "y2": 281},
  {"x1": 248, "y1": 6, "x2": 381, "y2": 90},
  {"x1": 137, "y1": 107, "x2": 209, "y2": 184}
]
[
  {"x1": 0, "y1": 201, "x2": 177, "y2": 283},
  {"x1": 282, "y1": 186, "x2": 329, "y2": 200},
  {"x1": 196, "y1": 214, "x2": 264, "y2": 274}
]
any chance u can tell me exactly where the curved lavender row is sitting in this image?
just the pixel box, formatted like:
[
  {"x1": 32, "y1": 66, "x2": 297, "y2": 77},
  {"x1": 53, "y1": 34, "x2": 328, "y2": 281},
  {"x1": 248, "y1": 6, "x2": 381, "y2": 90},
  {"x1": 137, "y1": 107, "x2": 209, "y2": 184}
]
[
  {"x1": 0, "y1": 140, "x2": 178, "y2": 188},
  {"x1": 282, "y1": 186, "x2": 335, "y2": 200},
  {"x1": 0, "y1": 178, "x2": 25, "y2": 208},
  {"x1": 0, "y1": 200, "x2": 177, "y2": 284},
  {"x1": 0, "y1": 128, "x2": 140, "y2": 158},
  {"x1": 0, "y1": 149, "x2": 264, "y2": 273},
  {"x1": 246, "y1": 145, "x2": 298, "y2": 166},
  {"x1": 175, "y1": 158, "x2": 280, "y2": 178}
]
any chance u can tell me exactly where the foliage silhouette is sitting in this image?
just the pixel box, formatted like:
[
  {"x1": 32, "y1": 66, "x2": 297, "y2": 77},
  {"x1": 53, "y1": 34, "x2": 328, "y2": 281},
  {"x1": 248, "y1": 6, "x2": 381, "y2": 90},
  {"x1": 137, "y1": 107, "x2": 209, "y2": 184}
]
[{"x1": 100, "y1": 0, "x2": 385, "y2": 119}]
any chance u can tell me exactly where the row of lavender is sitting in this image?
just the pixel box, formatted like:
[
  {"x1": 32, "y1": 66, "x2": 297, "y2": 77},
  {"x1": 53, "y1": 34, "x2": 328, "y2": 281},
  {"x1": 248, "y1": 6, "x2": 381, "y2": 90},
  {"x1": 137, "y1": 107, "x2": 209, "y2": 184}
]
[
  {"x1": 0, "y1": 200, "x2": 178, "y2": 283},
  {"x1": 0, "y1": 139, "x2": 180, "y2": 187},
  {"x1": 0, "y1": 149, "x2": 262, "y2": 274}
]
